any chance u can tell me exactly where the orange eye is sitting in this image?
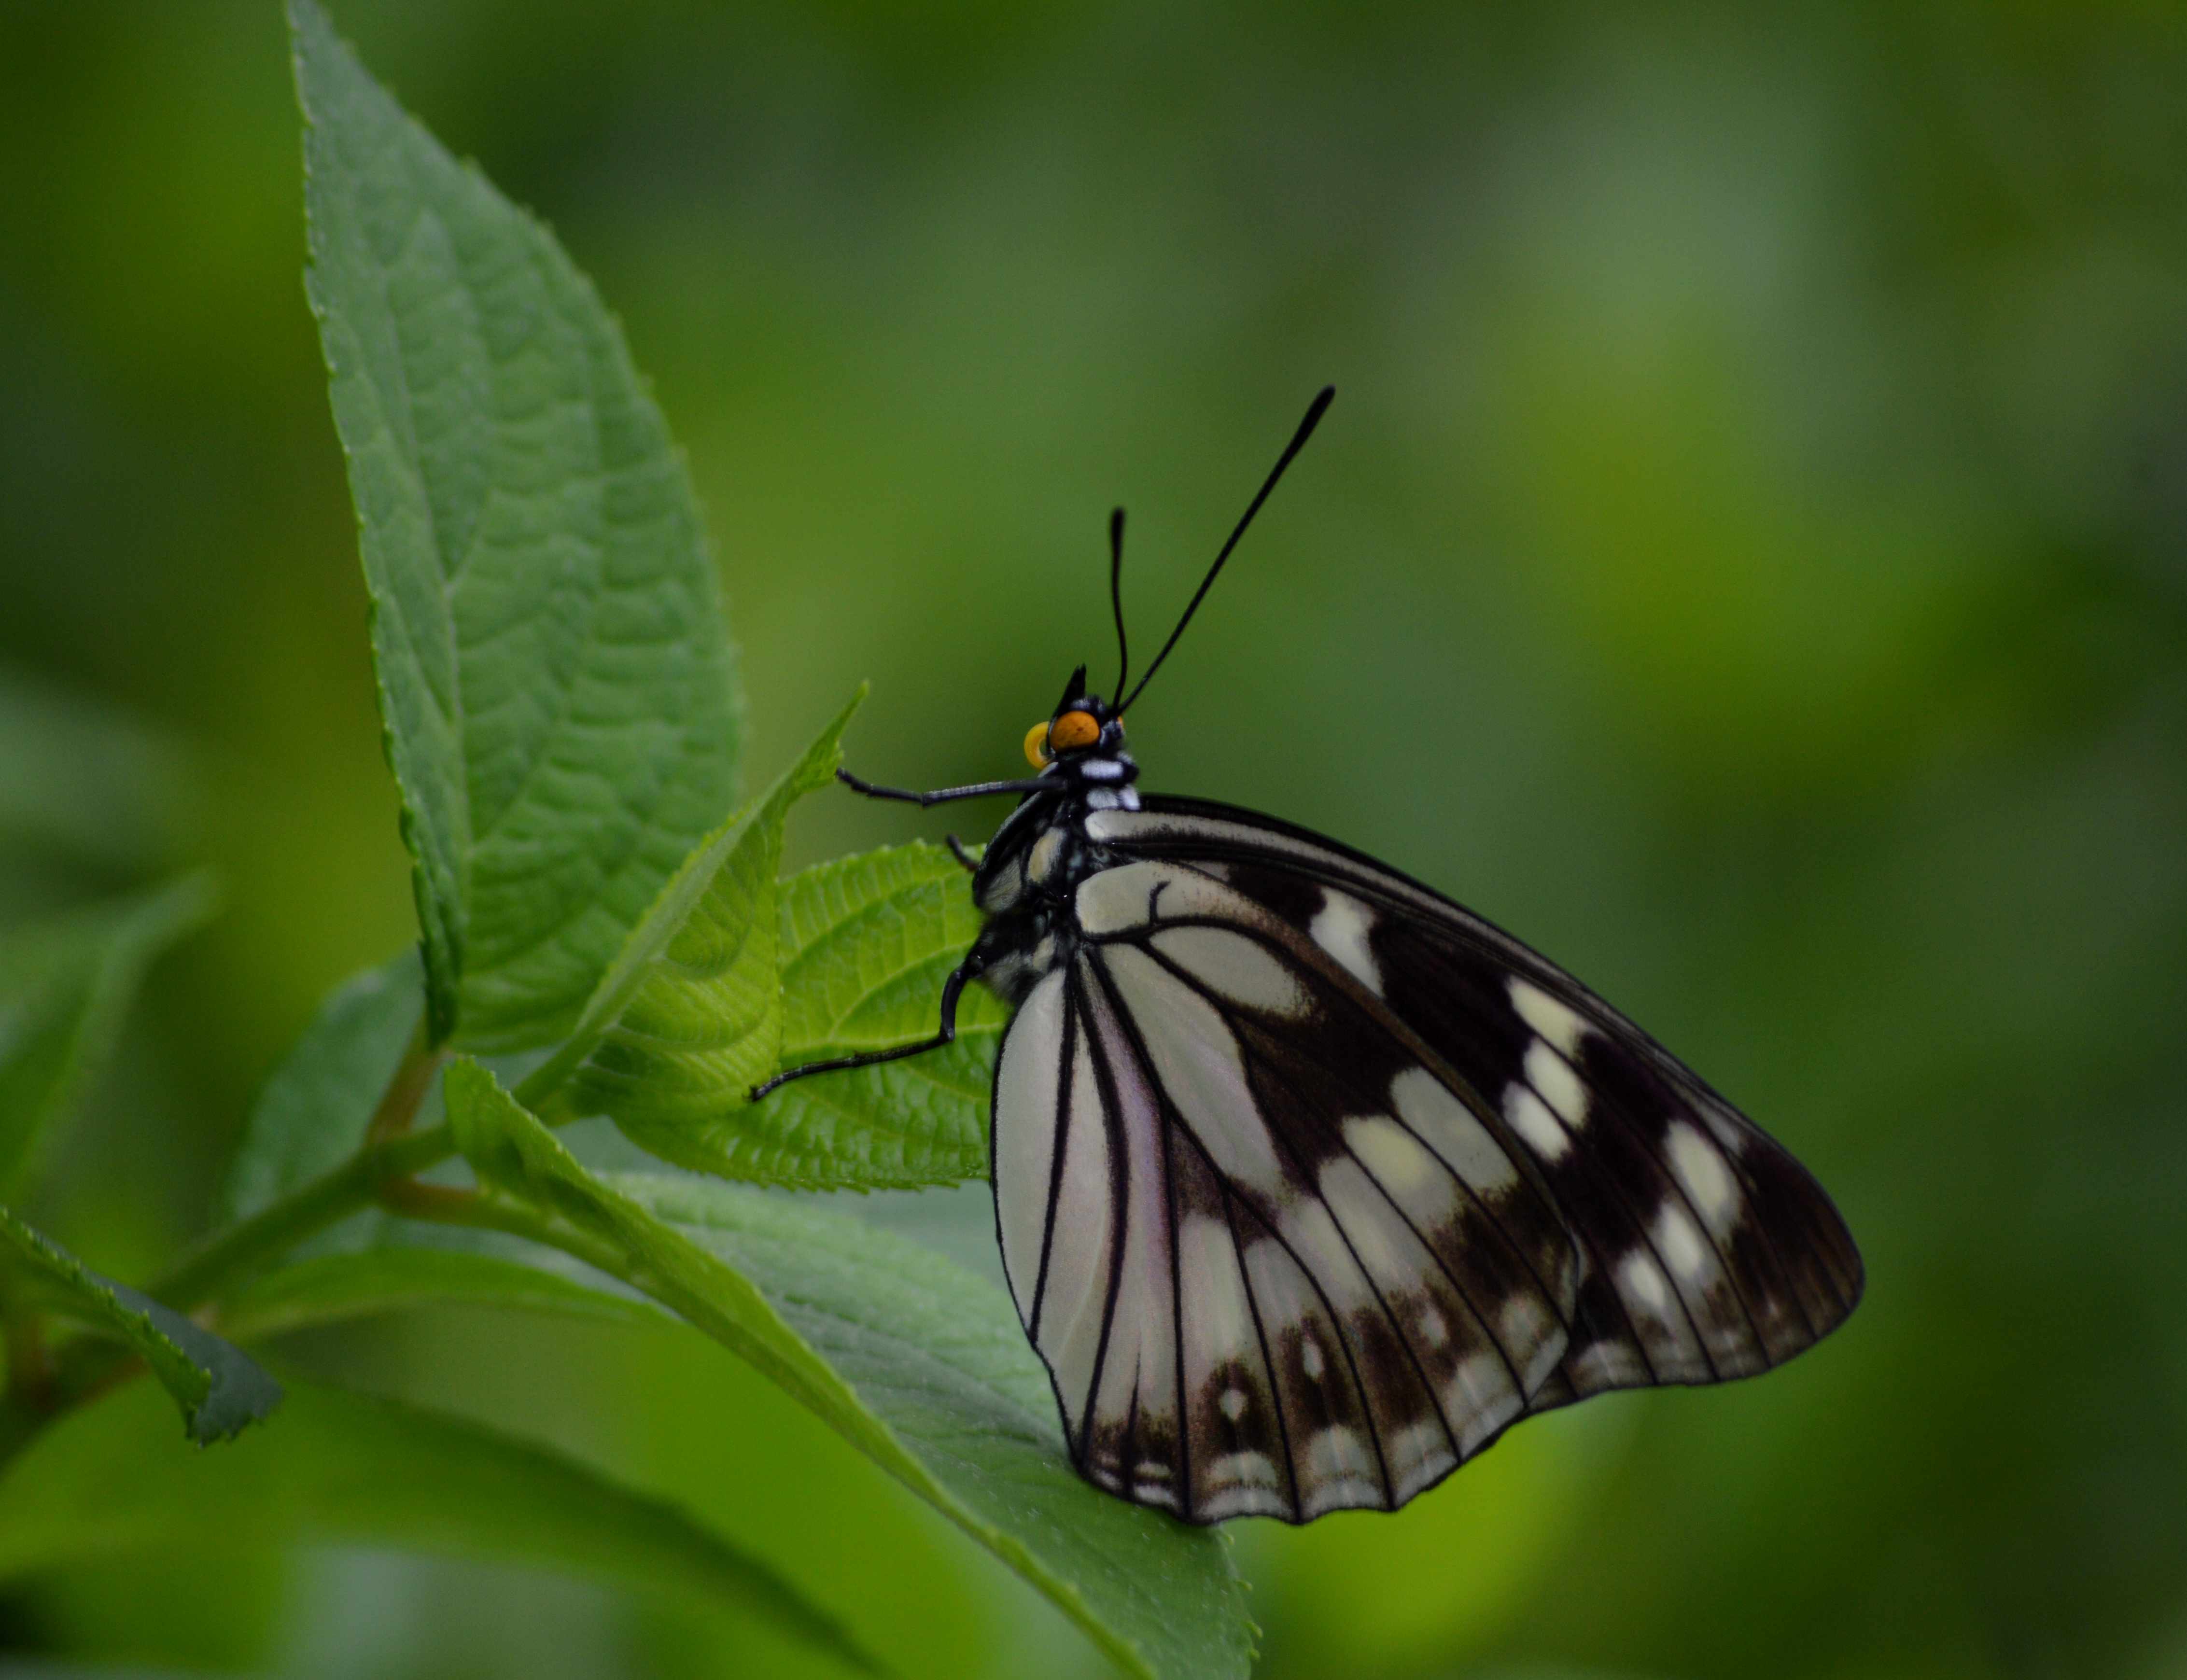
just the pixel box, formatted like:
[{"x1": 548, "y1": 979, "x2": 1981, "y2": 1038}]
[
  {"x1": 1049, "y1": 710, "x2": 1102, "y2": 754},
  {"x1": 1023, "y1": 721, "x2": 1053, "y2": 767}
]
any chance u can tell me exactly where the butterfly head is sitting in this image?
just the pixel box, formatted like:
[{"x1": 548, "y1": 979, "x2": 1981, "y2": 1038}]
[{"x1": 1024, "y1": 663, "x2": 1124, "y2": 768}]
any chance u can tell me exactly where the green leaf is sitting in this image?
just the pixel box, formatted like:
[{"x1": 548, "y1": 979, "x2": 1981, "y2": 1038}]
[
  {"x1": 219, "y1": 948, "x2": 422, "y2": 1226},
  {"x1": 217, "y1": 1246, "x2": 663, "y2": 1344},
  {"x1": 0, "y1": 1206, "x2": 280, "y2": 1445},
  {"x1": 519, "y1": 694, "x2": 861, "y2": 1175},
  {"x1": 742, "y1": 842, "x2": 1002, "y2": 1188},
  {"x1": 0, "y1": 1375, "x2": 873, "y2": 1674},
  {"x1": 291, "y1": 0, "x2": 743, "y2": 1052},
  {"x1": 0, "y1": 876, "x2": 217, "y2": 1200},
  {"x1": 444, "y1": 1060, "x2": 1252, "y2": 1680}
]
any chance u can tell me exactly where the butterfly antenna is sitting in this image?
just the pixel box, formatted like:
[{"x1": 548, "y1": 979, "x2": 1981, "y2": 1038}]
[
  {"x1": 1108, "y1": 506, "x2": 1130, "y2": 704},
  {"x1": 1116, "y1": 385, "x2": 1334, "y2": 716}
]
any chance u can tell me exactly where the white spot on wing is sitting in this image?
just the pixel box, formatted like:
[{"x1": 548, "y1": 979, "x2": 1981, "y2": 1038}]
[
  {"x1": 1703, "y1": 1108, "x2": 1751, "y2": 1156},
  {"x1": 1618, "y1": 1249, "x2": 1671, "y2": 1313},
  {"x1": 1075, "y1": 860, "x2": 1233, "y2": 935},
  {"x1": 1220, "y1": 1387, "x2": 1248, "y2": 1422},
  {"x1": 1384, "y1": 1420, "x2": 1455, "y2": 1500},
  {"x1": 1499, "y1": 1293, "x2": 1564, "y2": 1392},
  {"x1": 1499, "y1": 1294, "x2": 1551, "y2": 1357},
  {"x1": 1524, "y1": 1038, "x2": 1589, "y2": 1126},
  {"x1": 1667, "y1": 1121, "x2": 1740, "y2": 1232},
  {"x1": 1204, "y1": 1489, "x2": 1290, "y2": 1518},
  {"x1": 1390, "y1": 1068, "x2": 1520, "y2": 1195},
  {"x1": 1344, "y1": 1116, "x2": 1437, "y2": 1199},
  {"x1": 1654, "y1": 1202, "x2": 1712, "y2": 1282},
  {"x1": 1343, "y1": 1114, "x2": 1461, "y2": 1230},
  {"x1": 1150, "y1": 924, "x2": 1309, "y2": 1017},
  {"x1": 1503, "y1": 1083, "x2": 1571, "y2": 1160},
  {"x1": 1294, "y1": 1435, "x2": 1382, "y2": 1513},
  {"x1": 1419, "y1": 1306, "x2": 1449, "y2": 1347},
  {"x1": 1308, "y1": 888, "x2": 1383, "y2": 996},
  {"x1": 1569, "y1": 1340, "x2": 1649, "y2": 1389},
  {"x1": 1304, "y1": 1425, "x2": 1373, "y2": 1482},
  {"x1": 1445, "y1": 1351, "x2": 1521, "y2": 1452},
  {"x1": 1281, "y1": 1198, "x2": 1375, "y2": 1314},
  {"x1": 1206, "y1": 1450, "x2": 1279, "y2": 1488},
  {"x1": 1301, "y1": 1337, "x2": 1326, "y2": 1380},
  {"x1": 1509, "y1": 978, "x2": 1588, "y2": 1056}
]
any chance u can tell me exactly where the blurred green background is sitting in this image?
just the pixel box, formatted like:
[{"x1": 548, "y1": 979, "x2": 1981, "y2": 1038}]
[{"x1": 4, "y1": 0, "x2": 2186, "y2": 1675}]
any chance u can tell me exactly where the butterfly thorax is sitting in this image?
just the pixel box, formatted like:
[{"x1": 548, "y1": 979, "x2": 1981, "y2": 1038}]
[{"x1": 970, "y1": 738, "x2": 1140, "y2": 1008}]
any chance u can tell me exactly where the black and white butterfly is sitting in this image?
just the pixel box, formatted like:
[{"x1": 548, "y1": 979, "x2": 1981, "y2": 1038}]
[{"x1": 756, "y1": 388, "x2": 1863, "y2": 1525}]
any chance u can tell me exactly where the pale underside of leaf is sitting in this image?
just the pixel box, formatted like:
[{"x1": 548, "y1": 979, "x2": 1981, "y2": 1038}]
[{"x1": 217, "y1": 1246, "x2": 665, "y2": 1343}]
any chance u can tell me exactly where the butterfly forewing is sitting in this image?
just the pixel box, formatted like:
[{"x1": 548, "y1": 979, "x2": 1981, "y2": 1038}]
[{"x1": 1080, "y1": 798, "x2": 1864, "y2": 1422}]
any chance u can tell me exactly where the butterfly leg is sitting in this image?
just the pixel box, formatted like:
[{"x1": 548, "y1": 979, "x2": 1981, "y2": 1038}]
[
  {"x1": 838, "y1": 768, "x2": 1051, "y2": 806},
  {"x1": 748, "y1": 950, "x2": 986, "y2": 1101},
  {"x1": 944, "y1": 834, "x2": 979, "y2": 873}
]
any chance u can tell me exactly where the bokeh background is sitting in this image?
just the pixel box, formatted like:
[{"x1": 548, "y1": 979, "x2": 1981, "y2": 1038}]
[{"x1": 5, "y1": 1, "x2": 2187, "y2": 1676}]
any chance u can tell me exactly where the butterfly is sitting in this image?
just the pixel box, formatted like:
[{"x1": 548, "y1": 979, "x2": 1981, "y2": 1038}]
[{"x1": 755, "y1": 388, "x2": 1863, "y2": 1524}]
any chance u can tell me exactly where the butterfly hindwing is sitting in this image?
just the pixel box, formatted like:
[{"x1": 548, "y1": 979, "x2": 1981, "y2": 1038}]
[{"x1": 1080, "y1": 798, "x2": 1864, "y2": 1420}]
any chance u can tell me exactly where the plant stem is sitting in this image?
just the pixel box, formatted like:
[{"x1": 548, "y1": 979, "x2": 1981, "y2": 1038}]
[
  {"x1": 147, "y1": 1121, "x2": 457, "y2": 1314},
  {"x1": 6, "y1": 1041, "x2": 462, "y2": 1460},
  {"x1": 0, "y1": 1272, "x2": 53, "y2": 1452},
  {"x1": 366, "y1": 1023, "x2": 443, "y2": 1145},
  {"x1": 1, "y1": 1288, "x2": 50, "y2": 1410},
  {"x1": 394, "y1": 1186, "x2": 631, "y2": 1283},
  {"x1": 148, "y1": 1034, "x2": 452, "y2": 1314}
]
